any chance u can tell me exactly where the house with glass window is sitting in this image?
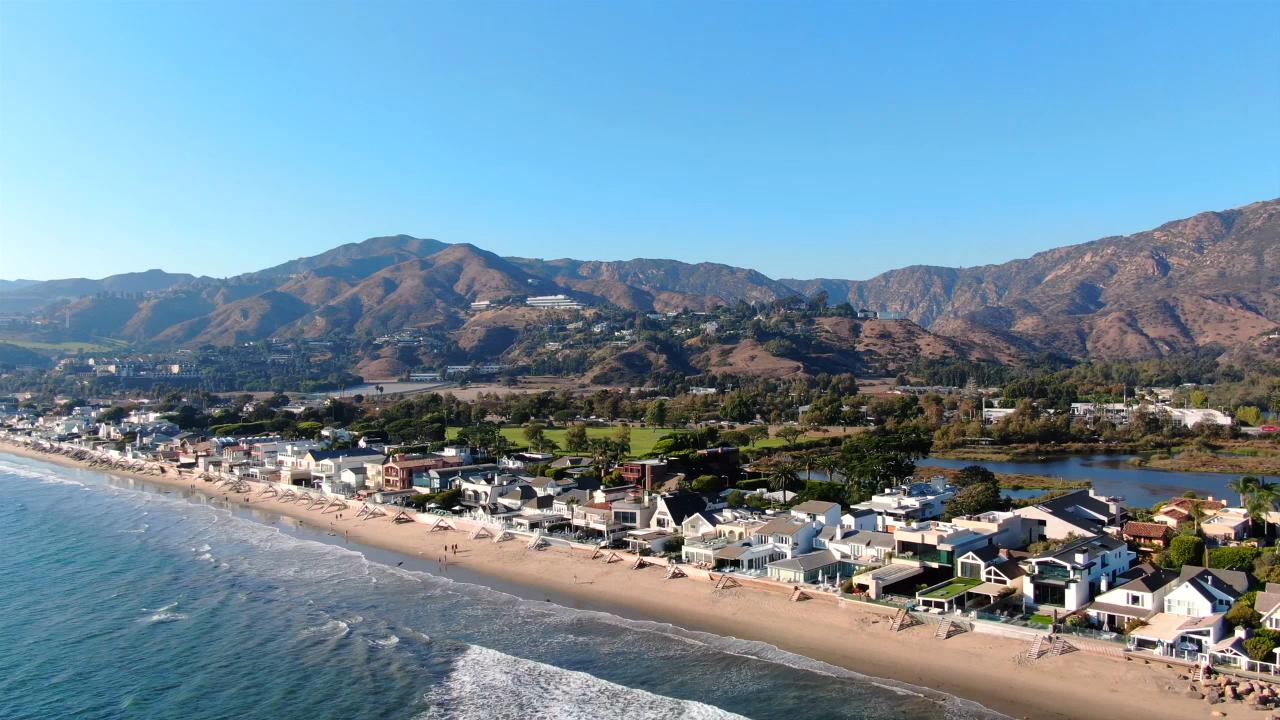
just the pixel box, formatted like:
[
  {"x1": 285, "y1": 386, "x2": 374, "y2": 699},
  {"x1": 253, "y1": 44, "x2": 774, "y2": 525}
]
[
  {"x1": 1162, "y1": 566, "x2": 1249, "y2": 617},
  {"x1": 1085, "y1": 564, "x2": 1178, "y2": 632},
  {"x1": 1019, "y1": 534, "x2": 1134, "y2": 612}
]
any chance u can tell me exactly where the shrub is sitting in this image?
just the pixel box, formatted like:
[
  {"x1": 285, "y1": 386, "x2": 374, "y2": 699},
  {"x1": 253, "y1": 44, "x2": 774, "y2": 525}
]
[
  {"x1": 1210, "y1": 546, "x2": 1263, "y2": 571},
  {"x1": 1166, "y1": 535, "x2": 1205, "y2": 568}
]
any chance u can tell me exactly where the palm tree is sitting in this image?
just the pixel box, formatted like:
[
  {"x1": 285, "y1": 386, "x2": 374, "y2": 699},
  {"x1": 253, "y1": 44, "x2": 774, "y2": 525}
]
[
  {"x1": 1229, "y1": 475, "x2": 1260, "y2": 508},
  {"x1": 814, "y1": 455, "x2": 843, "y2": 484},
  {"x1": 1246, "y1": 479, "x2": 1279, "y2": 538},
  {"x1": 768, "y1": 461, "x2": 800, "y2": 496}
]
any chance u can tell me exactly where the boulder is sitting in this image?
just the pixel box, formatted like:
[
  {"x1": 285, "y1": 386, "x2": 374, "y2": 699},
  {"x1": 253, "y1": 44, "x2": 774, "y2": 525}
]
[{"x1": 1186, "y1": 691, "x2": 1205, "y2": 700}]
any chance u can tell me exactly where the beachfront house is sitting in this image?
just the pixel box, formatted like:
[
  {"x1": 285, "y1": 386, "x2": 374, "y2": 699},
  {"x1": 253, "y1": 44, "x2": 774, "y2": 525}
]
[
  {"x1": 1085, "y1": 564, "x2": 1178, "y2": 632},
  {"x1": 789, "y1": 500, "x2": 842, "y2": 527},
  {"x1": 1128, "y1": 613, "x2": 1226, "y2": 662},
  {"x1": 426, "y1": 463, "x2": 499, "y2": 493},
  {"x1": 950, "y1": 510, "x2": 1038, "y2": 550},
  {"x1": 1256, "y1": 584, "x2": 1280, "y2": 631},
  {"x1": 849, "y1": 478, "x2": 955, "y2": 532},
  {"x1": 307, "y1": 448, "x2": 385, "y2": 491},
  {"x1": 891, "y1": 520, "x2": 995, "y2": 573},
  {"x1": 751, "y1": 516, "x2": 822, "y2": 559},
  {"x1": 767, "y1": 550, "x2": 843, "y2": 585},
  {"x1": 1012, "y1": 489, "x2": 1125, "y2": 541},
  {"x1": 1163, "y1": 566, "x2": 1250, "y2": 617},
  {"x1": 840, "y1": 508, "x2": 878, "y2": 532},
  {"x1": 1019, "y1": 533, "x2": 1134, "y2": 612},
  {"x1": 382, "y1": 454, "x2": 452, "y2": 491}
]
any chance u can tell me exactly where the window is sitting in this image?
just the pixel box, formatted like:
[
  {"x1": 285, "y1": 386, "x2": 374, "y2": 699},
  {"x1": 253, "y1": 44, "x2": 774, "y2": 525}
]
[{"x1": 1126, "y1": 593, "x2": 1143, "y2": 607}]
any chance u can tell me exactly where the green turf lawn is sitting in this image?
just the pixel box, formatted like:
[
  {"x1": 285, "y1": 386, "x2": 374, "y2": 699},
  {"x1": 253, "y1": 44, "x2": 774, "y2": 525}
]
[
  {"x1": 918, "y1": 577, "x2": 982, "y2": 600},
  {"x1": 445, "y1": 424, "x2": 792, "y2": 457}
]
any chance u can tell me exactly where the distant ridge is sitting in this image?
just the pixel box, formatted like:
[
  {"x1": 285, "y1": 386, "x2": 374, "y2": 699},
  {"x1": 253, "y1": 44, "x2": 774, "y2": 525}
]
[{"x1": 2, "y1": 198, "x2": 1276, "y2": 361}]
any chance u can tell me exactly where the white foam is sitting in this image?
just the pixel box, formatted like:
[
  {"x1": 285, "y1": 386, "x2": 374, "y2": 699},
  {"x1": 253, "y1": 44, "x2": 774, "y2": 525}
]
[
  {"x1": 140, "y1": 603, "x2": 189, "y2": 624},
  {"x1": 366, "y1": 634, "x2": 400, "y2": 648},
  {"x1": 415, "y1": 644, "x2": 747, "y2": 720},
  {"x1": 300, "y1": 619, "x2": 350, "y2": 640}
]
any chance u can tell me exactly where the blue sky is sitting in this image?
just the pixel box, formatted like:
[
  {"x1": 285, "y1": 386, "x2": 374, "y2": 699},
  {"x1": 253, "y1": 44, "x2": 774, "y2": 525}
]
[{"x1": 1, "y1": 1, "x2": 1277, "y2": 282}]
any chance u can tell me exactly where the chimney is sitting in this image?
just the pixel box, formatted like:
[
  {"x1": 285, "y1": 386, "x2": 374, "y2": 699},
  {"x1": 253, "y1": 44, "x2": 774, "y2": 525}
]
[
  {"x1": 1235, "y1": 625, "x2": 1251, "y2": 641},
  {"x1": 999, "y1": 548, "x2": 1011, "y2": 559}
]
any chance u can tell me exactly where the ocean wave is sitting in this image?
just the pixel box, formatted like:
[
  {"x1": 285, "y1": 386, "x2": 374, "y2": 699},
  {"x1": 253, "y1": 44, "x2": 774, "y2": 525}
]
[
  {"x1": 140, "y1": 603, "x2": 189, "y2": 624},
  {"x1": 300, "y1": 619, "x2": 350, "y2": 640},
  {"x1": 366, "y1": 634, "x2": 400, "y2": 648},
  {"x1": 415, "y1": 644, "x2": 747, "y2": 720}
]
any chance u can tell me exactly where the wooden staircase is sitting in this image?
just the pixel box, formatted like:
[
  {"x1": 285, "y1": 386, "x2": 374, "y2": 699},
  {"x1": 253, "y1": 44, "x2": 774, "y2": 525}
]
[
  {"x1": 889, "y1": 608, "x2": 914, "y2": 632},
  {"x1": 934, "y1": 619, "x2": 953, "y2": 640},
  {"x1": 1049, "y1": 636, "x2": 1074, "y2": 657},
  {"x1": 1191, "y1": 665, "x2": 1204, "y2": 684},
  {"x1": 1026, "y1": 634, "x2": 1046, "y2": 660}
]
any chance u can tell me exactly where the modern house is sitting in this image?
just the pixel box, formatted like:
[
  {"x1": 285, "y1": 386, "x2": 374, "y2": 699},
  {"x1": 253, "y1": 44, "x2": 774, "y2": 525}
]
[
  {"x1": 1013, "y1": 489, "x2": 1126, "y2": 541},
  {"x1": 849, "y1": 478, "x2": 955, "y2": 532},
  {"x1": 1019, "y1": 533, "x2": 1135, "y2": 612}
]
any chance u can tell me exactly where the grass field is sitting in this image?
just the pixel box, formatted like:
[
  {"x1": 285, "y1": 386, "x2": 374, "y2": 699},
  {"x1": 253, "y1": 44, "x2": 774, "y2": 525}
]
[
  {"x1": 0, "y1": 337, "x2": 128, "y2": 352},
  {"x1": 918, "y1": 577, "x2": 981, "y2": 600},
  {"x1": 445, "y1": 425, "x2": 793, "y2": 457}
]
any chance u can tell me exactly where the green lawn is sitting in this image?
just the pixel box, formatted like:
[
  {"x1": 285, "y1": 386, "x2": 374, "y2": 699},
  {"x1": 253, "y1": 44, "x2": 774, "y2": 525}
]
[
  {"x1": 445, "y1": 424, "x2": 791, "y2": 458},
  {"x1": 0, "y1": 337, "x2": 128, "y2": 352},
  {"x1": 1029, "y1": 614, "x2": 1054, "y2": 626},
  {"x1": 918, "y1": 577, "x2": 982, "y2": 600}
]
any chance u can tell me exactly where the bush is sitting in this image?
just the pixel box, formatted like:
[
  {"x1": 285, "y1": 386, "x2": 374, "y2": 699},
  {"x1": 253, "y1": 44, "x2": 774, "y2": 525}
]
[
  {"x1": 1166, "y1": 535, "x2": 1205, "y2": 568},
  {"x1": 1210, "y1": 546, "x2": 1263, "y2": 571},
  {"x1": 1226, "y1": 599, "x2": 1261, "y2": 629},
  {"x1": 1246, "y1": 631, "x2": 1280, "y2": 661}
]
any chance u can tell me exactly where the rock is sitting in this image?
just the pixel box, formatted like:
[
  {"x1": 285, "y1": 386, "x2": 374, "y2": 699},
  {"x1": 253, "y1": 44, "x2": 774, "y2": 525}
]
[
  {"x1": 1187, "y1": 691, "x2": 1205, "y2": 699},
  {"x1": 1209, "y1": 712, "x2": 1224, "y2": 718}
]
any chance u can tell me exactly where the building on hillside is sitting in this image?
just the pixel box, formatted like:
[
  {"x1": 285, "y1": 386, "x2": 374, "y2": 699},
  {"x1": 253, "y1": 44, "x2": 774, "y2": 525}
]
[{"x1": 525, "y1": 294, "x2": 583, "y2": 309}]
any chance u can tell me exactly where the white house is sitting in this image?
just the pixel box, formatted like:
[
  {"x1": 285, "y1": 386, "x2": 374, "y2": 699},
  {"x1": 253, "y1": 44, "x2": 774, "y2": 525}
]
[
  {"x1": 789, "y1": 500, "x2": 842, "y2": 527},
  {"x1": 1086, "y1": 565, "x2": 1179, "y2": 632},
  {"x1": 1020, "y1": 534, "x2": 1135, "y2": 612},
  {"x1": 1163, "y1": 566, "x2": 1249, "y2": 617}
]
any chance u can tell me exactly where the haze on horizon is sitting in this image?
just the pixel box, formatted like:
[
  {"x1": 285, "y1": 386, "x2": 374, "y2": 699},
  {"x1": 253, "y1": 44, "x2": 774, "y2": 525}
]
[{"x1": 1, "y1": 1, "x2": 1277, "y2": 282}]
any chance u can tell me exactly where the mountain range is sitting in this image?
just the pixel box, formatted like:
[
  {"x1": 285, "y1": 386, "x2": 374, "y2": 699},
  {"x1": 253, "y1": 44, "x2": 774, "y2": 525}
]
[{"x1": 3, "y1": 198, "x2": 1277, "y2": 371}]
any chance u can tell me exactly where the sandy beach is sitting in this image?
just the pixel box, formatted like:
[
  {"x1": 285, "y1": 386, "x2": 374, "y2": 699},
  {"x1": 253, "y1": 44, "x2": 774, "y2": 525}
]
[{"x1": 1, "y1": 440, "x2": 1247, "y2": 720}]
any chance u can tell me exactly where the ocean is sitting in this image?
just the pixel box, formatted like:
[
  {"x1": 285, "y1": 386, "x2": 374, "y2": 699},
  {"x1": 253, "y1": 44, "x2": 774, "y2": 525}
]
[{"x1": 0, "y1": 453, "x2": 1007, "y2": 720}]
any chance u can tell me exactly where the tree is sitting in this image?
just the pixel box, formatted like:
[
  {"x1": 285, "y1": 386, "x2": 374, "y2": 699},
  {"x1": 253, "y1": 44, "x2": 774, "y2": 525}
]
[
  {"x1": 767, "y1": 461, "x2": 800, "y2": 494},
  {"x1": 1166, "y1": 535, "x2": 1205, "y2": 569},
  {"x1": 954, "y1": 465, "x2": 997, "y2": 488},
  {"x1": 1237, "y1": 405, "x2": 1265, "y2": 427},
  {"x1": 612, "y1": 425, "x2": 632, "y2": 456},
  {"x1": 691, "y1": 474, "x2": 725, "y2": 494},
  {"x1": 97, "y1": 406, "x2": 126, "y2": 424},
  {"x1": 944, "y1": 482, "x2": 1005, "y2": 519},
  {"x1": 1245, "y1": 631, "x2": 1280, "y2": 661},
  {"x1": 776, "y1": 426, "x2": 804, "y2": 448},
  {"x1": 727, "y1": 489, "x2": 746, "y2": 506},
  {"x1": 564, "y1": 424, "x2": 589, "y2": 453},
  {"x1": 645, "y1": 400, "x2": 669, "y2": 427},
  {"x1": 1230, "y1": 475, "x2": 1261, "y2": 508},
  {"x1": 522, "y1": 422, "x2": 547, "y2": 451}
]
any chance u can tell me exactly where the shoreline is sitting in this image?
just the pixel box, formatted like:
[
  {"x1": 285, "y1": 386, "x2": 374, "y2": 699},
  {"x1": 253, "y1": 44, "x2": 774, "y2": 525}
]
[{"x1": 0, "y1": 440, "x2": 1236, "y2": 720}]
